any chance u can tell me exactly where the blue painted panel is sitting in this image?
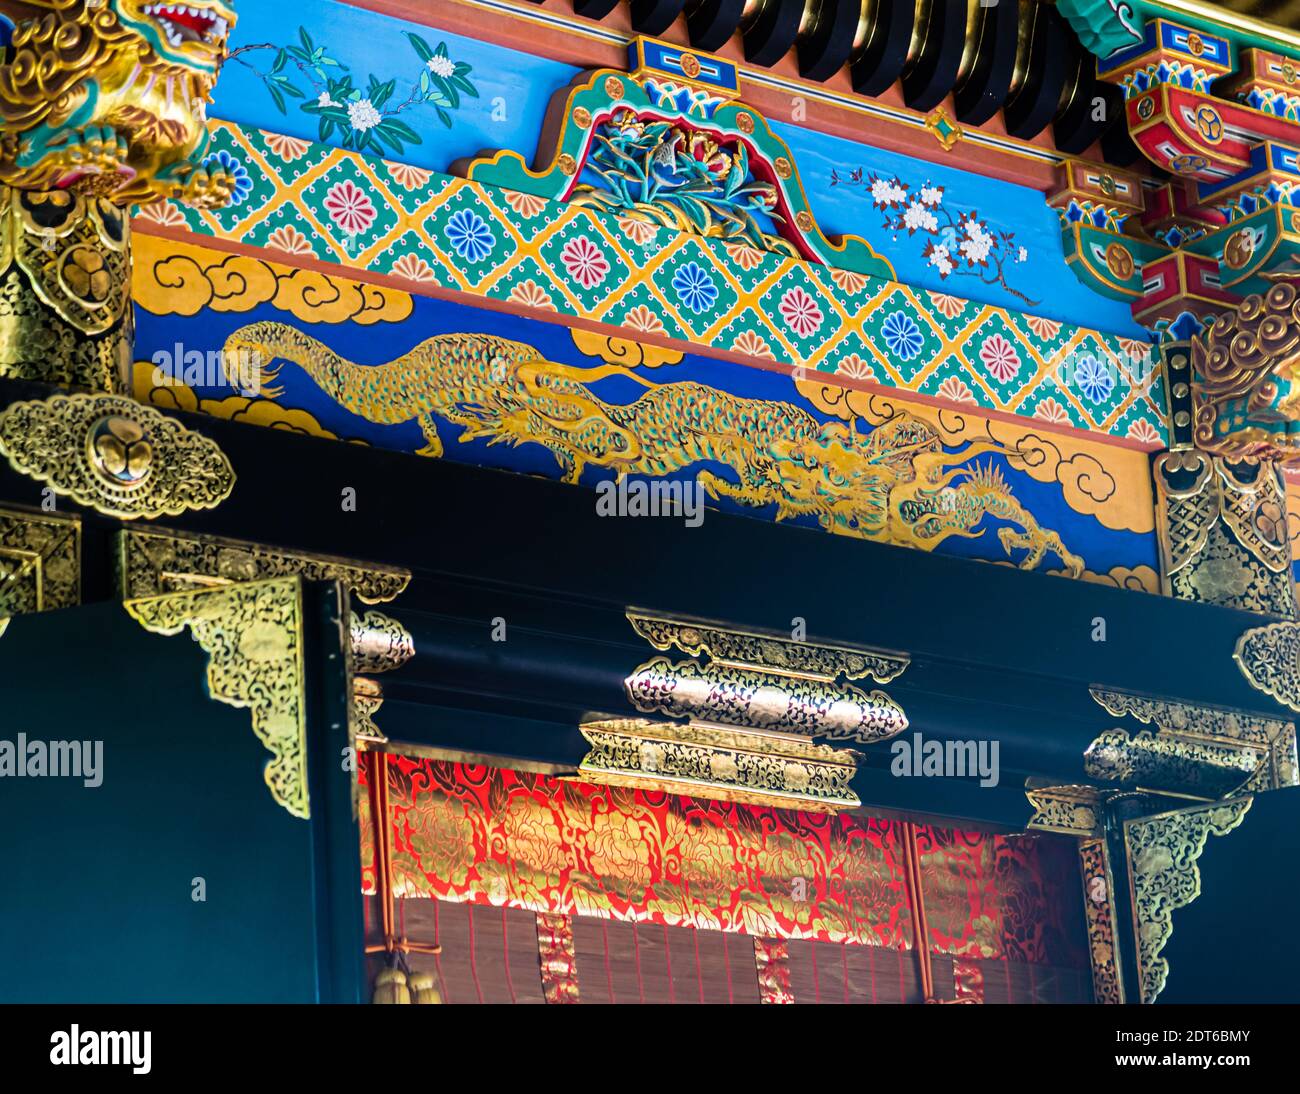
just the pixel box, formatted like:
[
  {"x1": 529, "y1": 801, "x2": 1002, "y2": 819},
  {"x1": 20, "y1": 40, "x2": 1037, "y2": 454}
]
[
  {"x1": 135, "y1": 288, "x2": 1159, "y2": 583},
  {"x1": 213, "y1": 0, "x2": 1146, "y2": 338}
]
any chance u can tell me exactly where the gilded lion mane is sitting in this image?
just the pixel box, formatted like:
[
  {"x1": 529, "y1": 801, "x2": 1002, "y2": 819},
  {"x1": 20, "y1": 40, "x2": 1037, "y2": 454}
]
[
  {"x1": 1193, "y1": 271, "x2": 1300, "y2": 454},
  {"x1": 0, "y1": 1, "x2": 137, "y2": 136}
]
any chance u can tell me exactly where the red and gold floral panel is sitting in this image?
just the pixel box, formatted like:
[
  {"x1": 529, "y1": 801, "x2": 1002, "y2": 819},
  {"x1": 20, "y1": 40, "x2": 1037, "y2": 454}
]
[{"x1": 360, "y1": 756, "x2": 1089, "y2": 1003}]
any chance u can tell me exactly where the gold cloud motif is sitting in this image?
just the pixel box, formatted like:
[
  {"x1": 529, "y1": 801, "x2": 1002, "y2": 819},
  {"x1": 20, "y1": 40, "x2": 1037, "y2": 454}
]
[
  {"x1": 570, "y1": 327, "x2": 684, "y2": 368},
  {"x1": 132, "y1": 360, "x2": 339, "y2": 441},
  {"x1": 132, "y1": 235, "x2": 412, "y2": 325}
]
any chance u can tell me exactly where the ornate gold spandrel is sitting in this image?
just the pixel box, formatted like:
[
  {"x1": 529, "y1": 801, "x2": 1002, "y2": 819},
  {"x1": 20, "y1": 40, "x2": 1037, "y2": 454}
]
[
  {"x1": 577, "y1": 717, "x2": 861, "y2": 812},
  {"x1": 1235, "y1": 620, "x2": 1300, "y2": 720},
  {"x1": 1088, "y1": 686, "x2": 1298, "y2": 795},
  {"x1": 1079, "y1": 837, "x2": 1124, "y2": 1005},
  {"x1": 627, "y1": 610, "x2": 909, "y2": 683},
  {"x1": 0, "y1": 186, "x2": 131, "y2": 390},
  {"x1": 0, "y1": 392, "x2": 234, "y2": 519},
  {"x1": 124, "y1": 575, "x2": 310, "y2": 819},
  {"x1": 117, "y1": 527, "x2": 412, "y2": 748},
  {"x1": 116, "y1": 526, "x2": 411, "y2": 604},
  {"x1": 0, "y1": 505, "x2": 80, "y2": 615},
  {"x1": 1153, "y1": 448, "x2": 1296, "y2": 616},
  {"x1": 1123, "y1": 797, "x2": 1252, "y2": 1005}
]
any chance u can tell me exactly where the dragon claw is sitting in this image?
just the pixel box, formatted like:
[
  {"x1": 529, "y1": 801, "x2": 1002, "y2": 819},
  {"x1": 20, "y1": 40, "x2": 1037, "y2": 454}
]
[
  {"x1": 52, "y1": 126, "x2": 134, "y2": 197},
  {"x1": 173, "y1": 165, "x2": 236, "y2": 210}
]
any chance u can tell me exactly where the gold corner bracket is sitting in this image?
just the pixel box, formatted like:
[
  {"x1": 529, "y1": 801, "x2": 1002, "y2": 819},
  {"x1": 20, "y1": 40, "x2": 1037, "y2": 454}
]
[
  {"x1": 0, "y1": 393, "x2": 234, "y2": 520},
  {"x1": 1123, "y1": 797, "x2": 1252, "y2": 1005},
  {"x1": 1235, "y1": 621, "x2": 1300, "y2": 715},
  {"x1": 124, "y1": 576, "x2": 310, "y2": 819}
]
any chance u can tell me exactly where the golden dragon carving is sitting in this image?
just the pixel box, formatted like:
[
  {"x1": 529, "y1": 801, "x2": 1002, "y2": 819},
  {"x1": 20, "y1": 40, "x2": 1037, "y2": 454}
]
[
  {"x1": 0, "y1": 0, "x2": 237, "y2": 205},
  {"x1": 222, "y1": 321, "x2": 1083, "y2": 572}
]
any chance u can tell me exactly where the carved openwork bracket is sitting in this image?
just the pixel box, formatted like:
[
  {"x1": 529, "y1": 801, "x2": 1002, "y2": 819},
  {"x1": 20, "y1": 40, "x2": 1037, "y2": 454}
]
[
  {"x1": 460, "y1": 37, "x2": 893, "y2": 278},
  {"x1": 1153, "y1": 447, "x2": 1295, "y2": 616},
  {"x1": 0, "y1": 393, "x2": 234, "y2": 520},
  {"x1": 125, "y1": 576, "x2": 310, "y2": 819},
  {"x1": 1025, "y1": 783, "x2": 1105, "y2": 837},
  {"x1": 117, "y1": 526, "x2": 413, "y2": 742},
  {"x1": 1236, "y1": 620, "x2": 1300, "y2": 715},
  {"x1": 1124, "y1": 796, "x2": 1252, "y2": 1004}
]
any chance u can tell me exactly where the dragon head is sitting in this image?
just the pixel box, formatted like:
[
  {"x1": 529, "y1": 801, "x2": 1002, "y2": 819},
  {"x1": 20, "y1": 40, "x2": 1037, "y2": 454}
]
[
  {"x1": 763, "y1": 420, "x2": 896, "y2": 536},
  {"x1": 116, "y1": 1, "x2": 236, "y2": 75},
  {"x1": 0, "y1": 0, "x2": 238, "y2": 200}
]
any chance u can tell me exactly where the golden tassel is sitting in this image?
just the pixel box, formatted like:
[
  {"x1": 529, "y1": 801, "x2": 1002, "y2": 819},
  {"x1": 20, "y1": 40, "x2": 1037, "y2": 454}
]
[
  {"x1": 409, "y1": 971, "x2": 442, "y2": 1004},
  {"x1": 372, "y1": 967, "x2": 411, "y2": 1004}
]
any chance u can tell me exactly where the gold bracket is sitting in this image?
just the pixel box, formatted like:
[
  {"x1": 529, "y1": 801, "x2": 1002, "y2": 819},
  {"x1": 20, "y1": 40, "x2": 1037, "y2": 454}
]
[{"x1": 125, "y1": 576, "x2": 311, "y2": 819}]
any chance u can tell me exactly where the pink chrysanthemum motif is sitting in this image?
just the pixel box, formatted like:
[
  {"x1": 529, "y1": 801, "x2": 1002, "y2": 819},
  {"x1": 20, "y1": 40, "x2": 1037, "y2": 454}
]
[
  {"x1": 724, "y1": 241, "x2": 765, "y2": 270},
  {"x1": 978, "y1": 333, "x2": 1021, "y2": 383},
  {"x1": 1025, "y1": 314, "x2": 1061, "y2": 341},
  {"x1": 388, "y1": 162, "x2": 432, "y2": 191},
  {"x1": 624, "y1": 304, "x2": 664, "y2": 334},
  {"x1": 323, "y1": 179, "x2": 377, "y2": 237},
  {"x1": 392, "y1": 253, "x2": 436, "y2": 283},
  {"x1": 1127, "y1": 418, "x2": 1162, "y2": 445},
  {"x1": 559, "y1": 235, "x2": 609, "y2": 289},
  {"x1": 264, "y1": 132, "x2": 312, "y2": 162},
  {"x1": 506, "y1": 190, "x2": 548, "y2": 219},
  {"x1": 1033, "y1": 397, "x2": 1071, "y2": 424},
  {"x1": 937, "y1": 376, "x2": 976, "y2": 404},
  {"x1": 779, "y1": 286, "x2": 823, "y2": 338},
  {"x1": 508, "y1": 278, "x2": 555, "y2": 310},
  {"x1": 927, "y1": 291, "x2": 965, "y2": 319},
  {"x1": 836, "y1": 353, "x2": 875, "y2": 380},
  {"x1": 266, "y1": 224, "x2": 314, "y2": 256},
  {"x1": 734, "y1": 330, "x2": 774, "y2": 359}
]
